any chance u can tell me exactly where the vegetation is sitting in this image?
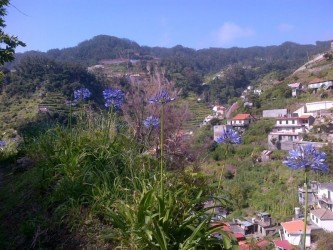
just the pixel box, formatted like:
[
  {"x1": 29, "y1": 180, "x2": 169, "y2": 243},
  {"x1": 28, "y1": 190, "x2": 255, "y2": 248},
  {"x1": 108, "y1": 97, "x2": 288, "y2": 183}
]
[{"x1": 1, "y1": 26, "x2": 333, "y2": 248}]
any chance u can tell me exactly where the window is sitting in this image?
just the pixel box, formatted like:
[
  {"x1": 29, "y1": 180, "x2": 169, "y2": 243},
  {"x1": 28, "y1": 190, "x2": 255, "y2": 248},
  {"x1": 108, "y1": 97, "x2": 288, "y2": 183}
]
[
  {"x1": 292, "y1": 120, "x2": 295, "y2": 124},
  {"x1": 316, "y1": 218, "x2": 318, "y2": 223},
  {"x1": 286, "y1": 120, "x2": 288, "y2": 124},
  {"x1": 279, "y1": 120, "x2": 282, "y2": 124}
]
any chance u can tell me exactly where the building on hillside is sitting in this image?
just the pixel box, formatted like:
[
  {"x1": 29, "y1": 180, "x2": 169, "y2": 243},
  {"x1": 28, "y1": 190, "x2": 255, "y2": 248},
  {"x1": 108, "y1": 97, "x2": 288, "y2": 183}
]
[
  {"x1": 212, "y1": 105, "x2": 226, "y2": 118},
  {"x1": 310, "y1": 208, "x2": 333, "y2": 232},
  {"x1": 273, "y1": 240, "x2": 293, "y2": 250},
  {"x1": 307, "y1": 79, "x2": 333, "y2": 93},
  {"x1": 262, "y1": 109, "x2": 288, "y2": 118},
  {"x1": 280, "y1": 220, "x2": 311, "y2": 247},
  {"x1": 288, "y1": 82, "x2": 303, "y2": 97},
  {"x1": 317, "y1": 183, "x2": 333, "y2": 211},
  {"x1": 254, "y1": 212, "x2": 276, "y2": 236},
  {"x1": 268, "y1": 115, "x2": 315, "y2": 150},
  {"x1": 293, "y1": 100, "x2": 333, "y2": 117},
  {"x1": 227, "y1": 113, "x2": 254, "y2": 130}
]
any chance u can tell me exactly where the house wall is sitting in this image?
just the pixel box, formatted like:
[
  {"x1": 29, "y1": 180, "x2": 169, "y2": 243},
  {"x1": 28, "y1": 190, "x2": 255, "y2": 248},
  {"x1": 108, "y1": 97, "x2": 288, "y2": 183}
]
[
  {"x1": 310, "y1": 214, "x2": 333, "y2": 232},
  {"x1": 262, "y1": 109, "x2": 288, "y2": 118},
  {"x1": 275, "y1": 119, "x2": 302, "y2": 126},
  {"x1": 305, "y1": 101, "x2": 333, "y2": 112},
  {"x1": 283, "y1": 231, "x2": 310, "y2": 247}
]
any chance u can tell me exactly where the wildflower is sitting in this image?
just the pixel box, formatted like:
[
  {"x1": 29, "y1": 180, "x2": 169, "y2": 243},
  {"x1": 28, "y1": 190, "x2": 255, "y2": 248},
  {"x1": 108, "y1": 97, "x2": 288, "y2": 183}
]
[
  {"x1": 283, "y1": 144, "x2": 328, "y2": 172},
  {"x1": 215, "y1": 128, "x2": 241, "y2": 145},
  {"x1": 148, "y1": 90, "x2": 175, "y2": 105},
  {"x1": 103, "y1": 88, "x2": 124, "y2": 110},
  {"x1": 144, "y1": 116, "x2": 160, "y2": 128},
  {"x1": 74, "y1": 87, "x2": 91, "y2": 102},
  {"x1": 0, "y1": 140, "x2": 6, "y2": 147}
]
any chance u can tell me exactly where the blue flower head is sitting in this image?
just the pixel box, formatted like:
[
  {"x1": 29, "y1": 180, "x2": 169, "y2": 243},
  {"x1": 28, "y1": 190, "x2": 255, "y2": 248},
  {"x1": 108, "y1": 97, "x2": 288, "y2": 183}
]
[
  {"x1": 103, "y1": 88, "x2": 125, "y2": 110},
  {"x1": 74, "y1": 88, "x2": 91, "y2": 102},
  {"x1": 216, "y1": 128, "x2": 241, "y2": 145},
  {"x1": 283, "y1": 144, "x2": 328, "y2": 172},
  {"x1": 148, "y1": 90, "x2": 175, "y2": 105},
  {"x1": 0, "y1": 140, "x2": 6, "y2": 147},
  {"x1": 144, "y1": 116, "x2": 160, "y2": 128}
]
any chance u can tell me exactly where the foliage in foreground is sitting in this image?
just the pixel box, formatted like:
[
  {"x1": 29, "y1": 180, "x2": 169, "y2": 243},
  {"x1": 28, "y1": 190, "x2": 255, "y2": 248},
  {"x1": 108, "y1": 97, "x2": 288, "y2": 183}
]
[{"x1": 0, "y1": 112, "x2": 238, "y2": 249}]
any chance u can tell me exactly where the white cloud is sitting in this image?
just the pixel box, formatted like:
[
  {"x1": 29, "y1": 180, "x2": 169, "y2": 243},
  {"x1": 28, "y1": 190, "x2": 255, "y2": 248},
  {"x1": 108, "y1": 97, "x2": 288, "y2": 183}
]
[
  {"x1": 214, "y1": 22, "x2": 255, "y2": 45},
  {"x1": 278, "y1": 23, "x2": 294, "y2": 32}
]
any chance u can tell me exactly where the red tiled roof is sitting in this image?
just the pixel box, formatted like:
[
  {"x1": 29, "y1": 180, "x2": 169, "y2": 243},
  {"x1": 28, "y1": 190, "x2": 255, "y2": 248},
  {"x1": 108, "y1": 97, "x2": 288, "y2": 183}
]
[
  {"x1": 234, "y1": 232, "x2": 246, "y2": 240},
  {"x1": 299, "y1": 115, "x2": 312, "y2": 119},
  {"x1": 281, "y1": 220, "x2": 311, "y2": 234},
  {"x1": 232, "y1": 114, "x2": 251, "y2": 120},
  {"x1": 309, "y1": 78, "x2": 324, "y2": 84},
  {"x1": 273, "y1": 240, "x2": 293, "y2": 250}
]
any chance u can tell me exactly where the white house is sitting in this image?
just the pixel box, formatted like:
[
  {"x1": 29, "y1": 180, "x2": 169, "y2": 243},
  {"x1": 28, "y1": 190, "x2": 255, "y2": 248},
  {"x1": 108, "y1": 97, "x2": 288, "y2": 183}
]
[
  {"x1": 280, "y1": 220, "x2": 311, "y2": 247},
  {"x1": 310, "y1": 208, "x2": 333, "y2": 232},
  {"x1": 317, "y1": 183, "x2": 333, "y2": 211},
  {"x1": 307, "y1": 79, "x2": 333, "y2": 92},
  {"x1": 227, "y1": 113, "x2": 253, "y2": 129},
  {"x1": 294, "y1": 101, "x2": 333, "y2": 116},
  {"x1": 288, "y1": 82, "x2": 303, "y2": 97},
  {"x1": 212, "y1": 105, "x2": 226, "y2": 117},
  {"x1": 268, "y1": 115, "x2": 315, "y2": 149}
]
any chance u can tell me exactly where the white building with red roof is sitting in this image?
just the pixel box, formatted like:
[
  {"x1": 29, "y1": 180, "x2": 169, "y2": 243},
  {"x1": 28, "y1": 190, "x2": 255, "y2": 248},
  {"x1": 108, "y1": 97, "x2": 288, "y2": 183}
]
[
  {"x1": 227, "y1": 113, "x2": 254, "y2": 130},
  {"x1": 280, "y1": 220, "x2": 311, "y2": 247}
]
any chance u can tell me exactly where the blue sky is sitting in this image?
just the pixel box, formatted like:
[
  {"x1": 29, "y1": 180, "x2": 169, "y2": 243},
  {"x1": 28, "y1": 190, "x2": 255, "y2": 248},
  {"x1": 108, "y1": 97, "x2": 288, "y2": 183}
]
[{"x1": 5, "y1": 0, "x2": 333, "y2": 53}]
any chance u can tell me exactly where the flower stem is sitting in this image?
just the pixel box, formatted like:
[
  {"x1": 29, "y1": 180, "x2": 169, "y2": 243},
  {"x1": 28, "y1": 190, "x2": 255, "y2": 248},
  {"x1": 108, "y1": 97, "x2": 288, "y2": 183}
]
[
  {"x1": 303, "y1": 168, "x2": 308, "y2": 250},
  {"x1": 160, "y1": 104, "x2": 165, "y2": 195}
]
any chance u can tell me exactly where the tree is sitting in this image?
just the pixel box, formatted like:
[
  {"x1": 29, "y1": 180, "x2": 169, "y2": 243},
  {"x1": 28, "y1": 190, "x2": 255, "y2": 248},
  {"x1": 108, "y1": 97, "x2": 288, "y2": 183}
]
[{"x1": 0, "y1": 0, "x2": 25, "y2": 65}]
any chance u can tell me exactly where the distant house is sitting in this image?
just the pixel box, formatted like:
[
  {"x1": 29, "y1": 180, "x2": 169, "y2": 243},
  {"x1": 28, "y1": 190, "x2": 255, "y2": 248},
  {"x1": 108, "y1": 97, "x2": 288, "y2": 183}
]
[
  {"x1": 307, "y1": 79, "x2": 333, "y2": 93},
  {"x1": 262, "y1": 109, "x2": 288, "y2": 118},
  {"x1": 227, "y1": 113, "x2": 254, "y2": 130},
  {"x1": 212, "y1": 105, "x2": 226, "y2": 117},
  {"x1": 268, "y1": 115, "x2": 315, "y2": 150},
  {"x1": 293, "y1": 100, "x2": 333, "y2": 117},
  {"x1": 255, "y1": 212, "x2": 276, "y2": 236},
  {"x1": 310, "y1": 208, "x2": 333, "y2": 232},
  {"x1": 202, "y1": 115, "x2": 215, "y2": 125},
  {"x1": 288, "y1": 82, "x2": 303, "y2": 97},
  {"x1": 317, "y1": 183, "x2": 333, "y2": 211},
  {"x1": 280, "y1": 220, "x2": 311, "y2": 247}
]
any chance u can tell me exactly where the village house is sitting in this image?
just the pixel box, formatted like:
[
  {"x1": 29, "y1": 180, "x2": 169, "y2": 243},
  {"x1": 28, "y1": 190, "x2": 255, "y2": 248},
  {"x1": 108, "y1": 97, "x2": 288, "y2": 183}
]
[
  {"x1": 273, "y1": 240, "x2": 293, "y2": 250},
  {"x1": 293, "y1": 100, "x2": 333, "y2": 117},
  {"x1": 212, "y1": 105, "x2": 226, "y2": 118},
  {"x1": 307, "y1": 79, "x2": 333, "y2": 93},
  {"x1": 227, "y1": 113, "x2": 254, "y2": 130},
  {"x1": 310, "y1": 208, "x2": 333, "y2": 232},
  {"x1": 288, "y1": 82, "x2": 303, "y2": 97},
  {"x1": 254, "y1": 212, "x2": 276, "y2": 236},
  {"x1": 268, "y1": 114, "x2": 315, "y2": 150},
  {"x1": 280, "y1": 220, "x2": 311, "y2": 248},
  {"x1": 262, "y1": 109, "x2": 288, "y2": 118},
  {"x1": 317, "y1": 183, "x2": 333, "y2": 211}
]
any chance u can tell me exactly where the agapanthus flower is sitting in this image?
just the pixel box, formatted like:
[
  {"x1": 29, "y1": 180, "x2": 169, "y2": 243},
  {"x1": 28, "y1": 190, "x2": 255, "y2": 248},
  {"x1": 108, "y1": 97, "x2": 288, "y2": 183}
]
[
  {"x1": 215, "y1": 128, "x2": 241, "y2": 145},
  {"x1": 148, "y1": 90, "x2": 175, "y2": 104},
  {"x1": 74, "y1": 88, "x2": 91, "y2": 102},
  {"x1": 0, "y1": 140, "x2": 6, "y2": 147},
  {"x1": 144, "y1": 116, "x2": 160, "y2": 128},
  {"x1": 283, "y1": 144, "x2": 328, "y2": 172},
  {"x1": 103, "y1": 88, "x2": 125, "y2": 110}
]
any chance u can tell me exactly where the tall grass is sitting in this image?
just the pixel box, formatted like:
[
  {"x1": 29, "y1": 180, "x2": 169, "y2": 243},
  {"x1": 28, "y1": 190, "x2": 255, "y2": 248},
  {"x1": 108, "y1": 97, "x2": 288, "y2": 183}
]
[{"x1": 19, "y1": 107, "x2": 238, "y2": 248}]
